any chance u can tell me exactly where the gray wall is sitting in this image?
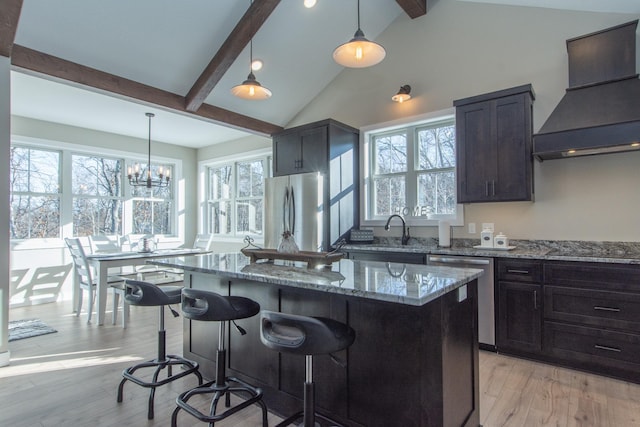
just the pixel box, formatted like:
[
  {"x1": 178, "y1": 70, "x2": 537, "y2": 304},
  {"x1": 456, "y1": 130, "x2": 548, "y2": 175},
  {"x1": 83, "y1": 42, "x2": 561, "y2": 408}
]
[{"x1": 286, "y1": 0, "x2": 640, "y2": 242}]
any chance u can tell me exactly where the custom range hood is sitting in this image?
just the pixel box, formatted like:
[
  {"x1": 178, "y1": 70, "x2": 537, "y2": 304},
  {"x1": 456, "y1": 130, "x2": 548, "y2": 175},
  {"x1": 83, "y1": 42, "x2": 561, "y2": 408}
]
[{"x1": 533, "y1": 20, "x2": 640, "y2": 161}]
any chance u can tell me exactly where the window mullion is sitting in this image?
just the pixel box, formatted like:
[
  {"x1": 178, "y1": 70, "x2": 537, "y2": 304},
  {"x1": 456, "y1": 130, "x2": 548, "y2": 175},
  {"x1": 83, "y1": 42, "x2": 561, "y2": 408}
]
[{"x1": 406, "y1": 127, "x2": 418, "y2": 211}]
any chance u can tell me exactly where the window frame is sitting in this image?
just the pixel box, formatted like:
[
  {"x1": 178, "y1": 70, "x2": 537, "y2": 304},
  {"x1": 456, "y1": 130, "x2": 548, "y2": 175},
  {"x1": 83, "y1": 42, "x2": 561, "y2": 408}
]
[
  {"x1": 360, "y1": 108, "x2": 464, "y2": 227},
  {"x1": 200, "y1": 148, "x2": 271, "y2": 243},
  {"x1": 10, "y1": 136, "x2": 183, "y2": 247}
]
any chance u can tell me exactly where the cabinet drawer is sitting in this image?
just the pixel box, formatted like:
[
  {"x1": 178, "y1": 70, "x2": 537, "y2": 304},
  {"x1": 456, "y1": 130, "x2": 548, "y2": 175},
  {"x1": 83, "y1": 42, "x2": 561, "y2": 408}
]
[
  {"x1": 497, "y1": 259, "x2": 542, "y2": 282},
  {"x1": 545, "y1": 286, "x2": 640, "y2": 330},
  {"x1": 544, "y1": 261, "x2": 640, "y2": 292},
  {"x1": 544, "y1": 321, "x2": 640, "y2": 374}
]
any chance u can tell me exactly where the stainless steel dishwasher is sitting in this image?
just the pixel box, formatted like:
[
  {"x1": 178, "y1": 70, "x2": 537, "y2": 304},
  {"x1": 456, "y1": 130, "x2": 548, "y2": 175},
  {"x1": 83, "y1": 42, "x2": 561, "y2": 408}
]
[{"x1": 428, "y1": 255, "x2": 495, "y2": 350}]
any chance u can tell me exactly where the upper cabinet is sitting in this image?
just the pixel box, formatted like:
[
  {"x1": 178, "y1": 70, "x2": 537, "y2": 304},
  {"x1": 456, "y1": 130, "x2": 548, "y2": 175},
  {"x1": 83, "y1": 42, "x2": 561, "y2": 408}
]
[
  {"x1": 454, "y1": 84, "x2": 535, "y2": 203},
  {"x1": 273, "y1": 125, "x2": 328, "y2": 176}
]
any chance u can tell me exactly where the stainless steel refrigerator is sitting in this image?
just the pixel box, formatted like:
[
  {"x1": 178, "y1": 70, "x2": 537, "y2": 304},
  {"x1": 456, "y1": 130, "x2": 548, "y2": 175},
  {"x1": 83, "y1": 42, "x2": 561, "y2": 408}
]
[{"x1": 264, "y1": 172, "x2": 324, "y2": 252}]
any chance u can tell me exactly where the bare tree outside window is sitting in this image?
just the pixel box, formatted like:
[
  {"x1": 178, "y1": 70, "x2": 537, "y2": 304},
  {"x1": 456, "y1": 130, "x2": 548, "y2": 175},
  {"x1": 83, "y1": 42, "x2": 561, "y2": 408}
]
[
  {"x1": 130, "y1": 163, "x2": 174, "y2": 235},
  {"x1": 368, "y1": 119, "x2": 456, "y2": 220},
  {"x1": 9, "y1": 147, "x2": 61, "y2": 239},
  {"x1": 72, "y1": 155, "x2": 123, "y2": 236},
  {"x1": 207, "y1": 158, "x2": 267, "y2": 238}
]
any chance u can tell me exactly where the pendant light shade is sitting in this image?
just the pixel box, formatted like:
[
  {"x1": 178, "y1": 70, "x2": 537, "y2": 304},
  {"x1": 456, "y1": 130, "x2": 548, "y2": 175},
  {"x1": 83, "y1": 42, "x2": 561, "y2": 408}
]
[
  {"x1": 231, "y1": 72, "x2": 272, "y2": 100},
  {"x1": 333, "y1": 0, "x2": 386, "y2": 68}
]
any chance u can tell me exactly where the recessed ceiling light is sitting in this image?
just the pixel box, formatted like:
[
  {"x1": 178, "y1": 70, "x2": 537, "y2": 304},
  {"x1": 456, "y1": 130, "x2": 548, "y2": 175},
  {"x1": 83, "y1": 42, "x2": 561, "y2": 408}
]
[
  {"x1": 251, "y1": 59, "x2": 263, "y2": 71},
  {"x1": 304, "y1": 0, "x2": 317, "y2": 8}
]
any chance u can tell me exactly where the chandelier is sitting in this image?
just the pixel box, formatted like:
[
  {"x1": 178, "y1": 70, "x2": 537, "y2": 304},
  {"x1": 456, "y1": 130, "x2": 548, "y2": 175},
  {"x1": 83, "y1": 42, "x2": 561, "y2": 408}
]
[{"x1": 127, "y1": 112, "x2": 170, "y2": 189}]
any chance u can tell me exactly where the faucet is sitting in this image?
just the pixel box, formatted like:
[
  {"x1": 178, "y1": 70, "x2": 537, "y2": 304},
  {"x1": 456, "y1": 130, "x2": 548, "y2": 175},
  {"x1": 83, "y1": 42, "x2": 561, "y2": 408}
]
[{"x1": 384, "y1": 214, "x2": 410, "y2": 245}]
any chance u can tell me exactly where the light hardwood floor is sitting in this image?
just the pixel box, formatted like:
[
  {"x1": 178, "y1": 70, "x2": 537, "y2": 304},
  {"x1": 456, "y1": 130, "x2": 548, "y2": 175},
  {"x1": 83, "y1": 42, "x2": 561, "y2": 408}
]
[{"x1": 3, "y1": 299, "x2": 640, "y2": 427}]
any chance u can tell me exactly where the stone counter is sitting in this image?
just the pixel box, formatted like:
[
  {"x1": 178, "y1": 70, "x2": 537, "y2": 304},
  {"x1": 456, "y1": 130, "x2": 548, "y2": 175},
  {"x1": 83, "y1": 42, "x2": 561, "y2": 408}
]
[
  {"x1": 149, "y1": 251, "x2": 483, "y2": 307},
  {"x1": 344, "y1": 238, "x2": 640, "y2": 264}
]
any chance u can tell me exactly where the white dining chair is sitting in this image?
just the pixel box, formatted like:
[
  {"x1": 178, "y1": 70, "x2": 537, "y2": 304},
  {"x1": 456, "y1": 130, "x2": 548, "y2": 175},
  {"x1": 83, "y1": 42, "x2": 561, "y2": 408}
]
[
  {"x1": 65, "y1": 237, "x2": 129, "y2": 327},
  {"x1": 192, "y1": 234, "x2": 214, "y2": 251}
]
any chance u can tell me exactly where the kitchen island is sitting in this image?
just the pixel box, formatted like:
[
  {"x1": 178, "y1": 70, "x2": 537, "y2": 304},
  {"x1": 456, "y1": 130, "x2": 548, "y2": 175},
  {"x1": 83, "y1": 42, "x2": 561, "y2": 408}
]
[{"x1": 150, "y1": 252, "x2": 483, "y2": 427}]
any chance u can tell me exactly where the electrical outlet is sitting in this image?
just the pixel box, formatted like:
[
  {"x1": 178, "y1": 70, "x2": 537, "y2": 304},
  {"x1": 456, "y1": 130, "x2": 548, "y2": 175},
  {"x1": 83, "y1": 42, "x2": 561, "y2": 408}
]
[
  {"x1": 482, "y1": 223, "x2": 494, "y2": 232},
  {"x1": 468, "y1": 223, "x2": 476, "y2": 234}
]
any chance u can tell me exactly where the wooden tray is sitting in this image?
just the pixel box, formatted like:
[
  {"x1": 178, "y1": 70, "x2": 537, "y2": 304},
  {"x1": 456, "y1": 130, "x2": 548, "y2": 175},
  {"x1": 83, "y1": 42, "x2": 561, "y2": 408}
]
[{"x1": 241, "y1": 248, "x2": 345, "y2": 269}]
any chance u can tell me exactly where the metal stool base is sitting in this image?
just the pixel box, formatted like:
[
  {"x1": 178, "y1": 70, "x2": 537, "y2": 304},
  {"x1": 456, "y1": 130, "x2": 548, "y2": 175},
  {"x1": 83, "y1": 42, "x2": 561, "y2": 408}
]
[{"x1": 117, "y1": 354, "x2": 202, "y2": 420}]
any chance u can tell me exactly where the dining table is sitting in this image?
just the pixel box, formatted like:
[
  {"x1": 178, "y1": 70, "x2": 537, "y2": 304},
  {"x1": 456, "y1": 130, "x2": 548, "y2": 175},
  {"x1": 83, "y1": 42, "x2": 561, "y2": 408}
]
[{"x1": 85, "y1": 248, "x2": 208, "y2": 325}]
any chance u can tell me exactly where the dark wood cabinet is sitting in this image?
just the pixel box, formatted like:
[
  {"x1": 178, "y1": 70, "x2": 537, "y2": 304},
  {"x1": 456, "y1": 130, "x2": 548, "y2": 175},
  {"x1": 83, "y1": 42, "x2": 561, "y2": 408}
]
[
  {"x1": 272, "y1": 119, "x2": 357, "y2": 177},
  {"x1": 273, "y1": 125, "x2": 327, "y2": 176},
  {"x1": 183, "y1": 270, "x2": 480, "y2": 426},
  {"x1": 273, "y1": 119, "x2": 359, "y2": 249},
  {"x1": 496, "y1": 259, "x2": 542, "y2": 354},
  {"x1": 454, "y1": 84, "x2": 535, "y2": 203},
  {"x1": 542, "y1": 261, "x2": 640, "y2": 383}
]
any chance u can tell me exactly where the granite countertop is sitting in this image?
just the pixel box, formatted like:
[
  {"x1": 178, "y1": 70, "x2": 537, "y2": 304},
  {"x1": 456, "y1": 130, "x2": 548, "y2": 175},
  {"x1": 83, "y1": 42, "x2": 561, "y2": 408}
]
[
  {"x1": 344, "y1": 238, "x2": 640, "y2": 265},
  {"x1": 149, "y1": 252, "x2": 483, "y2": 307}
]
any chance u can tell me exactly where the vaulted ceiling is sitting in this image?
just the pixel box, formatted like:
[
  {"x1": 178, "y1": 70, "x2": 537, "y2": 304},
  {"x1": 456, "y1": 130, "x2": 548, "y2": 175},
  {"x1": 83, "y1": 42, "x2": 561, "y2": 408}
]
[{"x1": 2, "y1": 0, "x2": 638, "y2": 148}]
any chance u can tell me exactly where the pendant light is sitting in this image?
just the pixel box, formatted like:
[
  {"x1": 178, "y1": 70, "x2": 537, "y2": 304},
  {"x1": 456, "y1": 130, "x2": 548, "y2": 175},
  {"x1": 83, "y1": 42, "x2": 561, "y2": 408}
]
[
  {"x1": 231, "y1": 0, "x2": 272, "y2": 100},
  {"x1": 127, "y1": 113, "x2": 170, "y2": 189},
  {"x1": 333, "y1": 0, "x2": 386, "y2": 68}
]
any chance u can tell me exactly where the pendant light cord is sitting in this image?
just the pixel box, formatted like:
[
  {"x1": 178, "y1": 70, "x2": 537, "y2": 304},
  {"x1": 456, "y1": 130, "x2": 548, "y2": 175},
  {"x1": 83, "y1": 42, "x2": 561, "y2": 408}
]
[
  {"x1": 357, "y1": 0, "x2": 361, "y2": 31},
  {"x1": 147, "y1": 113, "x2": 152, "y2": 177}
]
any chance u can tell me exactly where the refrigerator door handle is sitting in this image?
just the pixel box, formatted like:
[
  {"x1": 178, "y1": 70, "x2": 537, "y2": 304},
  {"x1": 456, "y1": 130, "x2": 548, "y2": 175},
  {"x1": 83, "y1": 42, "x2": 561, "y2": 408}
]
[
  {"x1": 283, "y1": 186, "x2": 290, "y2": 232},
  {"x1": 290, "y1": 187, "x2": 296, "y2": 235}
]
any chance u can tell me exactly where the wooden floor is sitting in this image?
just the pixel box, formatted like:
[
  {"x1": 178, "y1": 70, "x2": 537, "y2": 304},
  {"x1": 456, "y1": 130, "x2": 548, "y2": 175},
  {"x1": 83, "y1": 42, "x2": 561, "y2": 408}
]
[{"x1": 2, "y1": 299, "x2": 640, "y2": 427}]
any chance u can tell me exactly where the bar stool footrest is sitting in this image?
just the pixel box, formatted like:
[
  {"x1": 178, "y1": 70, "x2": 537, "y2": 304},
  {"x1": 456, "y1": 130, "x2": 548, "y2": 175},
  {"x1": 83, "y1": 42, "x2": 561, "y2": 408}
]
[{"x1": 173, "y1": 376, "x2": 267, "y2": 425}]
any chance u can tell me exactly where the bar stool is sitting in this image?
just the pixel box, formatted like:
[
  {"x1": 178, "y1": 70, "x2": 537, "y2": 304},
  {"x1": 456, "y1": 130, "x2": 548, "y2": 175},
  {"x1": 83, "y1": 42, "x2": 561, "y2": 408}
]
[
  {"x1": 116, "y1": 280, "x2": 203, "y2": 420},
  {"x1": 172, "y1": 288, "x2": 268, "y2": 427},
  {"x1": 260, "y1": 311, "x2": 356, "y2": 427}
]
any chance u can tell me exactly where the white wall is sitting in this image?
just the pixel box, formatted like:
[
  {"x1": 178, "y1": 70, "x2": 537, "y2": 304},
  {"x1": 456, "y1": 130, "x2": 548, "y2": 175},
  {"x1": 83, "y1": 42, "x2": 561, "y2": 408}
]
[{"x1": 287, "y1": 0, "x2": 640, "y2": 242}]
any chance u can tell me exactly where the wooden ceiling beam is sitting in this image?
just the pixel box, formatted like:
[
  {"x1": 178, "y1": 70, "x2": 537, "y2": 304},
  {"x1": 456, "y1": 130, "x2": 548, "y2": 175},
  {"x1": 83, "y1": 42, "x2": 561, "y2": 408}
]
[
  {"x1": 0, "y1": 0, "x2": 23, "y2": 57},
  {"x1": 396, "y1": 0, "x2": 427, "y2": 19},
  {"x1": 185, "y1": 0, "x2": 281, "y2": 112},
  {"x1": 11, "y1": 45, "x2": 283, "y2": 136}
]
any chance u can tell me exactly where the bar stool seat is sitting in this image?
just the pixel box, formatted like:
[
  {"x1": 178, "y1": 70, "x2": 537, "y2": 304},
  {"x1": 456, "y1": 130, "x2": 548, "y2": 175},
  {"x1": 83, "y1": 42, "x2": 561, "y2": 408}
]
[
  {"x1": 172, "y1": 288, "x2": 268, "y2": 427},
  {"x1": 116, "y1": 280, "x2": 203, "y2": 420},
  {"x1": 260, "y1": 310, "x2": 356, "y2": 427}
]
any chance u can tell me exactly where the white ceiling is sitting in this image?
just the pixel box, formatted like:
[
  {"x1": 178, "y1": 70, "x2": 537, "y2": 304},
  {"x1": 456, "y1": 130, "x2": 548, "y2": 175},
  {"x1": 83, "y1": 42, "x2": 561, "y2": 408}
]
[{"x1": 10, "y1": 0, "x2": 640, "y2": 148}]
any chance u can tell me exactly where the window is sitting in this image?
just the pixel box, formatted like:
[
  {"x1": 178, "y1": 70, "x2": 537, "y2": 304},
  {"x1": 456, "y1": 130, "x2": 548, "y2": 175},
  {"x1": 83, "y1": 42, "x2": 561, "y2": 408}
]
[
  {"x1": 130, "y1": 164, "x2": 174, "y2": 235},
  {"x1": 363, "y1": 111, "x2": 461, "y2": 225},
  {"x1": 10, "y1": 142, "x2": 179, "y2": 240},
  {"x1": 206, "y1": 157, "x2": 266, "y2": 238},
  {"x1": 72, "y1": 154, "x2": 123, "y2": 236},
  {"x1": 10, "y1": 146, "x2": 61, "y2": 239}
]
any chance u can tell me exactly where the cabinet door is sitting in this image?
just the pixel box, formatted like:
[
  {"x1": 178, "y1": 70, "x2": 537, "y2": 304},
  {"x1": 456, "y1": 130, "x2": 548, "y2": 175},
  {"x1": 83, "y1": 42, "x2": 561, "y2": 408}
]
[
  {"x1": 498, "y1": 281, "x2": 542, "y2": 353},
  {"x1": 494, "y1": 94, "x2": 532, "y2": 201},
  {"x1": 273, "y1": 126, "x2": 328, "y2": 176},
  {"x1": 456, "y1": 101, "x2": 496, "y2": 203},
  {"x1": 273, "y1": 132, "x2": 302, "y2": 176},
  {"x1": 298, "y1": 126, "x2": 327, "y2": 173}
]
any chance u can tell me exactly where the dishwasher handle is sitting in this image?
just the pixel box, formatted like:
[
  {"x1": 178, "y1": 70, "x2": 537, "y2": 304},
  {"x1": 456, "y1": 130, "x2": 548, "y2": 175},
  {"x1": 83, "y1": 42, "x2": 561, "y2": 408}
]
[{"x1": 429, "y1": 256, "x2": 491, "y2": 266}]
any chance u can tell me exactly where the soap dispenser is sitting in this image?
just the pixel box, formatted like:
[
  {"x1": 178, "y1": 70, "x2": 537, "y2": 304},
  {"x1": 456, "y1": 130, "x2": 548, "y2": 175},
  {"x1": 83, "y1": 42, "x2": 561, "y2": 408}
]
[{"x1": 480, "y1": 227, "x2": 494, "y2": 248}]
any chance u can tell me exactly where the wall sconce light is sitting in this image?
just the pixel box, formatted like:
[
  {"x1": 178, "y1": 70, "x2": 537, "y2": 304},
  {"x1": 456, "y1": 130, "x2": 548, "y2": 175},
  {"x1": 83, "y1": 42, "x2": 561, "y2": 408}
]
[{"x1": 392, "y1": 85, "x2": 411, "y2": 103}]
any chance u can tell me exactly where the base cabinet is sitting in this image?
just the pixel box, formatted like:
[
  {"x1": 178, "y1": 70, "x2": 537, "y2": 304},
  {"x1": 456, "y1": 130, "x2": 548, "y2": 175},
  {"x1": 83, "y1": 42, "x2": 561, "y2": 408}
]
[
  {"x1": 184, "y1": 271, "x2": 480, "y2": 427},
  {"x1": 496, "y1": 259, "x2": 543, "y2": 354},
  {"x1": 497, "y1": 259, "x2": 640, "y2": 383}
]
